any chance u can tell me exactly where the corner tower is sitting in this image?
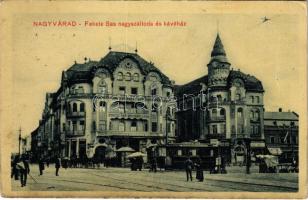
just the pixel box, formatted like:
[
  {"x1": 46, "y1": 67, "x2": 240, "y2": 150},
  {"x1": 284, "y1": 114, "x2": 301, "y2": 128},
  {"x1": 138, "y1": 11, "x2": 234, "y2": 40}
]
[{"x1": 207, "y1": 34, "x2": 231, "y2": 87}]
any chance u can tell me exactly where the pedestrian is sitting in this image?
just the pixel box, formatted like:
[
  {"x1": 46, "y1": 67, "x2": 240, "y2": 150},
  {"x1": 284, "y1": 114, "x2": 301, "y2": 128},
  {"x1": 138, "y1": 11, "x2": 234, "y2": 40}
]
[
  {"x1": 38, "y1": 157, "x2": 45, "y2": 176},
  {"x1": 16, "y1": 156, "x2": 30, "y2": 187},
  {"x1": 194, "y1": 157, "x2": 204, "y2": 182},
  {"x1": 46, "y1": 157, "x2": 50, "y2": 168},
  {"x1": 55, "y1": 156, "x2": 61, "y2": 176},
  {"x1": 11, "y1": 155, "x2": 19, "y2": 180},
  {"x1": 184, "y1": 156, "x2": 193, "y2": 181},
  {"x1": 150, "y1": 157, "x2": 157, "y2": 173}
]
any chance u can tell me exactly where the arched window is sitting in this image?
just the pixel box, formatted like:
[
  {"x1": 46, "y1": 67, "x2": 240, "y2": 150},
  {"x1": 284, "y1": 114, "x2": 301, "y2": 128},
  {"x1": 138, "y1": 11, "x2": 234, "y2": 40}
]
[
  {"x1": 236, "y1": 94, "x2": 241, "y2": 101},
  {"x1": 133, "y1": 73, "x2": 139, "y2": 82},
  {"x1": 72, "y1": 103, "x2": 77, "y2": 112},
  {"x1": 220, "y1": 108, "x2": 225, "y2": 116},
  {"x1": 99, "y1": 101, "x2": 106, "y2": 112},
  {"x1": 152, "y1": 103, "x2": 159, "y2": 113},
  {"x1": 125, "y1": 72, "x2": 131, "y2": 81},
  {"x1": 80, "y1": 102, "x2": 85, "y2": 112},
  {"x1": 255, "y1": 110, "x2": 260, "y2": 120},
  {"x1": 151, "y1": 85, "x2": 157, "y2": 96},
  {"x1": 117, "y1": 72, "x2": 123, "y2": 81},
  {"x1": 217, "y1": 95, "x2": 222, "y2": 102},
  {"x1": 98, "y1": 81, "x2": 107, "y2": 94},
  {"x1": 237, "y1": 108, "x2": 243, "y2": 118},
  {"x1": 119, "y1": 104, "x2": 124, "y2": 113},
  {"x1": 250, "y1": 111, "x2": 254, "y2": 119},
  {"x1": 212, "y1": 109, "x2": 217, "y2": 117}
]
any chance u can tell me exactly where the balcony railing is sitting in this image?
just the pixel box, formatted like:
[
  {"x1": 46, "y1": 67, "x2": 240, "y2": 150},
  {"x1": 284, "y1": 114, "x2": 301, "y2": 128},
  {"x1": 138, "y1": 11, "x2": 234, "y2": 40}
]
[
  {"x1": 105, "y1": 131, "x2": 163, "y2": 137},
  {"x1": 66, "y1": 130, "x2": 85, "y2": 136},
  {"x1": 109, "y1": 111, "x2": 149, "y2": 119},
  {"x1": 207, "y1": 115, "x2": 226, "y2": 122},
  {"x1": 66, "y1": 111, "x2": 86, "y2": 118}
]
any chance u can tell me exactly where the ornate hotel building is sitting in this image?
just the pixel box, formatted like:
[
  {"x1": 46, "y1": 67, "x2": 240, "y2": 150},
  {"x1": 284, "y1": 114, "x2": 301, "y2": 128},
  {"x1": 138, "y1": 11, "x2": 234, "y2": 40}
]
[
  {"x1": 175, "y1": 34, "x2": 265, "y2": 163},
  {"x1": 34, "y1": 50, "x2": 176, "y2": 160}
]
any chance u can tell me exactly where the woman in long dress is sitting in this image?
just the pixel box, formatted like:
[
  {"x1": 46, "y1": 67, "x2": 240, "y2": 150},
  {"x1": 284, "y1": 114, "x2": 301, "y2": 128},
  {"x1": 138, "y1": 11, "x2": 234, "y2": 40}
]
[{"x1": 195, "y1": 157, "x2": 204, "y2": 182}]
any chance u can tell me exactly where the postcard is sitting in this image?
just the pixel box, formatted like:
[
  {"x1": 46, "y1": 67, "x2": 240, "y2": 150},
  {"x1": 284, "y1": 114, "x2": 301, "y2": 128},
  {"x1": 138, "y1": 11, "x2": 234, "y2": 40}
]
[{"x1": 0, "y1": 1, "x2": 307, "y2": 198}]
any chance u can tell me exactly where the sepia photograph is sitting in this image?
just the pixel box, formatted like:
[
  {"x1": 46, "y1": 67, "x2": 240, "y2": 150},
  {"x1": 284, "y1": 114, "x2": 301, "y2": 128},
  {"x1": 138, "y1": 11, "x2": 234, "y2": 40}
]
[{"x1": 0, "y1": 1, "x2": 307, "y2": 198}]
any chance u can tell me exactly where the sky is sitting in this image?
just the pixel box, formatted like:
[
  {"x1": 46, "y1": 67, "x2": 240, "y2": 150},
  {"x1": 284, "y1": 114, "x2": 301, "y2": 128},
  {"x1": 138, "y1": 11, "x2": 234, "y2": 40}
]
[{"x1": 9, "y1": 2, "x2": 306, "y2": 145}]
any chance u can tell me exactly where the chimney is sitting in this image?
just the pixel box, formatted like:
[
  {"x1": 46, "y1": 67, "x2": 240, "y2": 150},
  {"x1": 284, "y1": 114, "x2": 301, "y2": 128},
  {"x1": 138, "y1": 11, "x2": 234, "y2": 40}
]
[{"x1": 279, "y1": 108, "x2": 282, "y2": 112}]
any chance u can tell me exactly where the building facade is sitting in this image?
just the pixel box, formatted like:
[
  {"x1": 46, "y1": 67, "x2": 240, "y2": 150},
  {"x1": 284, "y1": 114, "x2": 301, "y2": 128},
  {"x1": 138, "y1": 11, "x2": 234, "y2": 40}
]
[
  {"x1": 33, "y1": 51, "x2": 176, "y2": 161},
  {"x1": 175, "y1": 34, "x2": 265, "y2": 164},
  {"x1": 264, "y1": 108, "x2": 299, "y2": 163}
]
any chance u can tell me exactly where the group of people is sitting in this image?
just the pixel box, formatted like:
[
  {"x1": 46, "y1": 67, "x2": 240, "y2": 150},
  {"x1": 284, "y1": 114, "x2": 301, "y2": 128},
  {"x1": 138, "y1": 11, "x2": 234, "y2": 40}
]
[
  {"x1": 11, "y1": 154, "x2": 62, "y2": 187},
  {"x1": 185, "y1": 157, "x2": 204, "y2": 182}
]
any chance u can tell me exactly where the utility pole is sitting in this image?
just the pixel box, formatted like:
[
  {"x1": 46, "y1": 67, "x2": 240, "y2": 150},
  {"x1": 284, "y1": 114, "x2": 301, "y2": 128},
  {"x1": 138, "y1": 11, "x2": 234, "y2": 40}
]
[{"x1": 18, "y1": 127, "x2": 22, "y2": 155}]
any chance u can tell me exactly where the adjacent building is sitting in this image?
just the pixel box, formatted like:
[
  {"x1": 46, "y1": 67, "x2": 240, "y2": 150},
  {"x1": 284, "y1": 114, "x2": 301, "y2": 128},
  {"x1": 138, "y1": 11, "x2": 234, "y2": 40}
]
[
  {"x1": 264, "y1": 108, "x2": 299, "y2": 163},
  {"x1": 33, "y1": 51, "x2": 176, "y2": 161},
  {"x1": 175, "y1": 34, "x2": 265, "y2": 164}
]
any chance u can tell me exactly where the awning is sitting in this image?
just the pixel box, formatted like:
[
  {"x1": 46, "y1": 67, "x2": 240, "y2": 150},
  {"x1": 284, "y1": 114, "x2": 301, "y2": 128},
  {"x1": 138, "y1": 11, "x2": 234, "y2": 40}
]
[
  {"x1": 116, "y1": 146, "x2": 135, "y2": 152},
  {"x1": 268, "y1": 147, "x2": 283, "y2": 156},
  {"x1": 250, "y1": 141, "x2": 265, "y2": 148}
]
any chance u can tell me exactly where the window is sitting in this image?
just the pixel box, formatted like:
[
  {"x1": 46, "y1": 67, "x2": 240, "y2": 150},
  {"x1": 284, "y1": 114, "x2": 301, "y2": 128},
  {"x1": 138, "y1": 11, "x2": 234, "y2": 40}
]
[
  {"x1": 144, "y1": 122, "x2": 148, "y2": 132},
  {"x1": 236, "y1": 94, "x2": 241, "y2": 101},
  {"x1": 77, "y1": 86, "x2": 84, "y2": 94},
  {"x1": 254, "y1": 125, "x2": 259, "y2": 135},
  {"x1": 119, "y1": 121, "x2": 125, "y2": 131},
  {"x1": 152, "y1": 104, "x2": 158, "y2": 113},
  {"x1": 220, "y1": 108, "x2": 225, "y2": 116},
  {"x1": 152, "y1": 122, "x2": 157, "y2": 132},
  {"x1": 212, "y1": 125, "x2": 217, "y2": 134},
  {"x1": 99, "y1": 101, "x2": 106, "y2": 112},
  {"x1": 250, "y1": 111, "x2": 254, "y2": 119},
  {"x1": 251, "y1": 96, "x2": 254, "y2": 103},
  {"x1": 292, "y1": 136, "x2": 297, "y2": 144},
  {"x1": 99, "y1": 120, "x2": 106, "y2": 131},
  {"x1": 256, "y1": 96, "x2": 260, "y2": 103},
  {"x1": 166, "y1": 92, "x2": 170, "y2": 97},
  {"x1": 79, "y1": 121, "x2": 85, "y2": 131},
  {"x1": 98, "y1": 82, "x2": 107, "y2": 94},
  {"x1": 133, "y1": 73, "x2": 139, "y2": 82},
  {"x1": 125, "y1": 72, "x2": 131, "y2": 81},
  {"x1": 117, "y1": 72, "x2": 123, "y2": 81},
  {"x1": 131, "y1": 121, "x2": 137, "y2": 131},
  {"x1": 212, "y1": 109, "x2": 217, "y2": 117},
  {"x1": 93, "y1": 103, "x2": 96, "y2": 112},
  {"x1": 119, "y1": 86, "x2": 125, "y2": 95},
  {"x1": 221, "y1": 124, "x2": 226, "y2": 134},
  {"x1": 250, "y1": 126, "x2": 254, "y2": 135},
  {"x1": 273, "y1": 121, "x2": 277, "y2": 126},
  {"x1": 237, "y1": 108, "x2": 243, "y2": 118},
  {"x1": 270, "y1": 136, "x2": 275, "y2": 144},
  {"x1": 62, "y1": 123, "x2": 66, "y2": 132},
  {"x1": 72, "y1": 121, "x2": 77, "y2": 132},
  {"x1": 73, "y1": 103, "x2": 78, "y2": 112},
  {"x1": 255, "y1": 111, "x2": 260, "y2": 120},
  {"x1": 80, "y1": 103, "x2": 85, "y2": 112},
  {"x1": 119, "y1": 104, "x2": 124, "y2": 113},
  {"x1": 217, "y1": 95, "x2": 222, "y2": 102},
  {"x1": 131, "y1": 87, "x2": 138, "y2": 95},
  {"x1": 92, "y1": 121, "x2": 96, "y2": 131},
  {"x1": 151, "y1": 88, "x2": 157, "y2": 96}
]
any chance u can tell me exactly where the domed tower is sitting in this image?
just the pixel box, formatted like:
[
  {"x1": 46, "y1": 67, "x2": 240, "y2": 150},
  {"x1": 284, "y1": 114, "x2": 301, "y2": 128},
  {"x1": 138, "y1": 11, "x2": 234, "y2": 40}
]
[{"x1": 207, "y1": 34, "x2": 231, "y2": 87}]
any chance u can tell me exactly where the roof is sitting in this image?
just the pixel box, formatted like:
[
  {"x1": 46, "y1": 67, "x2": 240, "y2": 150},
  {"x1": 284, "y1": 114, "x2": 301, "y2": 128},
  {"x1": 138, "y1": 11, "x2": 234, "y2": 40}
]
[
  {"x1": 175, "y1": 75, "x2": 208, "y2": 96},
  {"x1": 175, "y1": 69, "x2": 264, "y2": 97},
  {"x1": 64, "y1": 51, "x2": 172, "y2": 86},
  {"x1": 264, "y1": 112, "x2": 298, "y2": 121},
  {"x1": 210, "y1": 34, "x2": 229, "y2": 64}
]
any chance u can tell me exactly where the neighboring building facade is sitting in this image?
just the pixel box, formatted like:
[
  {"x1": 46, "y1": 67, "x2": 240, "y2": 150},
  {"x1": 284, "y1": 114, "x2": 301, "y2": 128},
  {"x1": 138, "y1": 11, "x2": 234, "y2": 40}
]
[
  {"x1": 175, "y1": 34, "x2": 265, "y2": 164},
  {"x1": 34, "y1": 51, "x2": 176, "y2": 161},
  {"x1": 264, "y1": 108, "x2": 299, "y2": 163}
]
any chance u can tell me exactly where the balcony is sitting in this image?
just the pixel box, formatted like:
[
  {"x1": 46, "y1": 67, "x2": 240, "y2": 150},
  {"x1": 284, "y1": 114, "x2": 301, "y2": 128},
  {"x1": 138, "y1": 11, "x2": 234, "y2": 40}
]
[
  {"x1": 66, "y1": 111, "x2": 86, "y2": 118},
  {"x1": 106, "y1": 131, "x2": 164, "y2": 137},
  {"x1": 66, "y1": 130, "x2": 85, "y2": 136},
  {"x1": 109, "y1": 111, "x2": 149, "y2": 119},
  {"x1": 207, "y1": 115, "x2": 226, "y2": 122}
]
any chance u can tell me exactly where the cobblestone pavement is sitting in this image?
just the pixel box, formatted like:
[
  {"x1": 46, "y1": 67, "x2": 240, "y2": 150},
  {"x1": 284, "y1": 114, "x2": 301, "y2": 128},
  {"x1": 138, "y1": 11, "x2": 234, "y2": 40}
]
[{"x1": 11, "y1": 164, "x2": 298, "y2": 192}]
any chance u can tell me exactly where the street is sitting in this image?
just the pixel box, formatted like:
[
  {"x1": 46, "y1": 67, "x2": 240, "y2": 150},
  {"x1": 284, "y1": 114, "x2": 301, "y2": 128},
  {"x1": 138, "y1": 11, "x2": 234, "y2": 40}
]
[{"x1": 12, "y1": 164, "x2": 298, "y2": 192}]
